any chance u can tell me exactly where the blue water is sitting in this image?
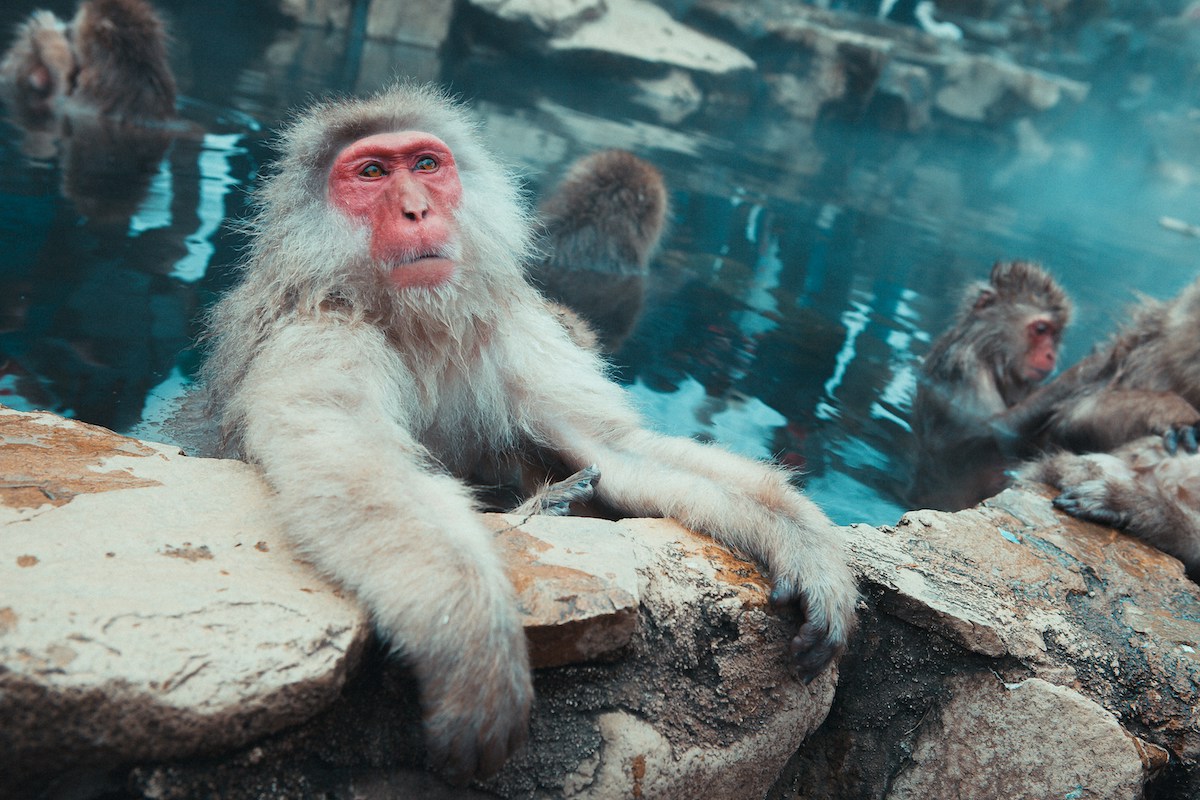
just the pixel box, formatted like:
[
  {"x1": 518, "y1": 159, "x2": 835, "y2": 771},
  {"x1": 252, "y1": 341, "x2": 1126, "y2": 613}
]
[{"x1": 2, "y1": 0, "x2": 1198, "y2": 526}]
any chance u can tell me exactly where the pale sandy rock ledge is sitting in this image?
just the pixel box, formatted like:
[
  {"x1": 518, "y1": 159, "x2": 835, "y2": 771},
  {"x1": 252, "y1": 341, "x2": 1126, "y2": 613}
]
[
  {"x1": 1, "y1": 407, "x2": 832, "y2": 799},
  {"x1": 6, "y1": 406, "x2": 1200, "y2": 798}
]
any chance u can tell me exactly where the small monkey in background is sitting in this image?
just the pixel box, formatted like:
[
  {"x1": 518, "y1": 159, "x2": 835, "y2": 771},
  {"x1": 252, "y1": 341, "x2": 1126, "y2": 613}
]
[
  {"x1": 0, "y1": 11, "x2": 74, "y2": 120},
  {"x1": 528, "y1": 149, "x2": 668, "y2": 352},
  {"x1": 910, "y1": 260, "x2": 1072, "y2": 511},
  {"x1": 0, "y1": 0, "x2": 176, "y2": 122},
  {"x1": 0, "y1": 0, "x2": 176, "y2": 217},
  {"x1": 69, "y1": 0, "x2": 176, "y2": 120},
  {"x1": 201, "y1": 83, "x2": 858, "y2": 783}
]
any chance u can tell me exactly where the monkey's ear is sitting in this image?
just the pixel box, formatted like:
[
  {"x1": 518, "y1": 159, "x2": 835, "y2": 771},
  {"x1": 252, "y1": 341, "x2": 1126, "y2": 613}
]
[{"x1": 973, "y1": 287, "x2": 997, "y2": 311}]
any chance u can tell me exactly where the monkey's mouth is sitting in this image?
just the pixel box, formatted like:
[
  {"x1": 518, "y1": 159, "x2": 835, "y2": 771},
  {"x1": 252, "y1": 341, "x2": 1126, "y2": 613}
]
[{"x1": 386, "y1": 252, "x2": 456, "y2": 290}]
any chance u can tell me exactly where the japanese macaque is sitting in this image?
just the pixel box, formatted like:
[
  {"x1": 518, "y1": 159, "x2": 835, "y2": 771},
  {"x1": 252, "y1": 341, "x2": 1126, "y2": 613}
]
[
  {"x1": 909, "y1": 260, "x2": 1072, "y2": 511},
  {"x1": 0, "y1": 10, "x2": 74, "y2": 120},
  {"x1": 0, "y1": 0, "x2": 175, "y2": 121},
  {"x1": 0, "y1": 0, "x2": 176, "y2": 216},
  {"x1": 68, "y1": 0, "x2": 176, "y2": 119},
  {"x1": 200, "y1": 83, "x2": 857, "y2": 783},
  {"x1": 527, "y1": 149, "x2": 668, "y2": 352},
  {"x1": 1026, "y1": 434, "x2": 1200, "y2": 578},
  {"x1": 1038, "y1": 275, "x2": 1200, "y2": 453}
]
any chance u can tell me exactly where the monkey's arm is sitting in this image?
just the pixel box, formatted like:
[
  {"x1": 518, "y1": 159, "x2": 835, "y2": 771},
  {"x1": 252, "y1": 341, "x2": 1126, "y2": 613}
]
[
  {"x1": 232, "y1": 319, "x2": 531, "y2": 782},
  {"x1": 1042, "y1": 388, "x2": 1200, "y2": 453},
  {"x1": 509, "y1": 312, "x2": 857, "y2": 680}
]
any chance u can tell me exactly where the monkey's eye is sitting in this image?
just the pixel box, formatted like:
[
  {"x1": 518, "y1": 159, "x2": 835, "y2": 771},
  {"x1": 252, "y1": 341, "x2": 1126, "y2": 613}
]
[
  {"x1": 359, "y1": 163, "x2": 386, "y2": 179},
  {"x1": 414, "y1": 156, "x2": 439, "y2": 172},
  {"x1": 1031, "y1": 321, "x2": 1052, "y2": 336}
]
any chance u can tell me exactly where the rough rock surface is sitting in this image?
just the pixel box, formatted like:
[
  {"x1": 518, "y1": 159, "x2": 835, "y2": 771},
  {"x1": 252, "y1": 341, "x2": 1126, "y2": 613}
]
[
  {"x1": 0, "y1": 408, "x2": 369, "y2": 786},
  {"x1": 467, "y1": 0, "x2": 755, "y2": 75},
  {"x1": 278, "y1": 0, "x2": 455, "y2": 46},
  {"x1": 690, "y1": 0, "x2": 1088, "y2": 126},
  {"x1": 771, "y1": 486, "x2": 1196, "y2": 799},
  {"x1": 1, "y1": 407, "x2": 833, "y2": 799}
]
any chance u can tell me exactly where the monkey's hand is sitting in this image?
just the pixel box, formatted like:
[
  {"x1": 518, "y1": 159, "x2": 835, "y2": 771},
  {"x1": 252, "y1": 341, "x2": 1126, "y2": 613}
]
[
  {"x1": 405, "y1": 574, "x2": 533, "y2": 784},
  {"x1": 512, "y1": 464, "x2": 600, "y2": 516},
  {"x1": 1053, "y1": 482, "x2": 1130, "y2": 529},
  {"x1": 766, "y1": 540, "x2": 858, "y2": 683}
]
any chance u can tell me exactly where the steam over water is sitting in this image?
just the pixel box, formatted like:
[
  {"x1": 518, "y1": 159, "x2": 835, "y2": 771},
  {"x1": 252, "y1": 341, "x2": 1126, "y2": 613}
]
[{"x1": 2, "y1": 0, "x2": 1198, "y2": 525}]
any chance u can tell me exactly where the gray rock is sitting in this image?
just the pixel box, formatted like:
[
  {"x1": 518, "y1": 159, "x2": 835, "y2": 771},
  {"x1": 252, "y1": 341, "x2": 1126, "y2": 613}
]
[
  {"x1": 467, "y1": 0, "x2": 755, "y2": 75},
  {"x1": 774, "y1": 486, "x2": 1196, "y2": 798},
  {"x1": 277, "y1": 0, "x2": 455, "y2": 47},
  {"x1": 890, "y1": 675, "x2": 1158, "y2": 799}
]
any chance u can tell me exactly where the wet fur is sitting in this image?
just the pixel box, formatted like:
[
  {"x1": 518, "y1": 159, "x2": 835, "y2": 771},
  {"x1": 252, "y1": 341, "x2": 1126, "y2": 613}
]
[
  {"x1": 201, "y1": 83, "x2": 858, "y2": 782},
  {"x1": 910, "y1": 260, "x2": 1072, "y2": 511},
  {"x1": 528, "y1": 149, "x2": 668, "y2": 351},
  {"x1": 1041, "y1": 276, "x2": 1200, "y2": 452}
]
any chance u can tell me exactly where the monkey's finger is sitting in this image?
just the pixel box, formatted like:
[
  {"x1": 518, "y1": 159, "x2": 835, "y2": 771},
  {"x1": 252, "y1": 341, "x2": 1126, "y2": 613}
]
[
  {"x1": 1054, "y1": 491, "x2": 1125, "y2": 528},
  {"x1": 769, "y1": 581, "x2": 846, "y2": 682},
  {"x1": 789, "y1": 618, "x2": 846, "y2": 683}
]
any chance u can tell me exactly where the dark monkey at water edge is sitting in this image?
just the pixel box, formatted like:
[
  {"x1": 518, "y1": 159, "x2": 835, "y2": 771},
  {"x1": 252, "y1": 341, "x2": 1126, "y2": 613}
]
[
  {"x1": 200, "y1": 83, "x2": 859, "y2": 782},
  {"x1": 910, "y1": 260, "x2": 1072, "y2": 511}
]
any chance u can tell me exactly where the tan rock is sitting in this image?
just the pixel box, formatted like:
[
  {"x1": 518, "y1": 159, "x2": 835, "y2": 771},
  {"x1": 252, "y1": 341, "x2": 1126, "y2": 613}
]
[
  {"x1": 0, "y1": 408, "x2": 370, "y2": 777},
  {"x1": 2, "y1": 407, "x2": 832, "y2": 799},
  {"x1": 891, "y1": 675, "x2": 1161, "y2": 798}
]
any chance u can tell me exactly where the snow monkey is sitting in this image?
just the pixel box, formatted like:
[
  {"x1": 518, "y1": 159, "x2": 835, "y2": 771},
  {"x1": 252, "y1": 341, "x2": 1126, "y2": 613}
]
[
  {"x1": 528, "y1": 148, "x2": 668, "y2": 352},
  {"x1": 200, "y1": 83, "x2": 858, "y2": 783},
  {"x1": 1027, "y1": 275, "x2": 1200, "y2": 578},
  {"x1": 910, "y1": 260, "x2": 1072, "y2": 511},
  {"x1": 0, "y1": 0, "x2": 176, "y2": 121}
]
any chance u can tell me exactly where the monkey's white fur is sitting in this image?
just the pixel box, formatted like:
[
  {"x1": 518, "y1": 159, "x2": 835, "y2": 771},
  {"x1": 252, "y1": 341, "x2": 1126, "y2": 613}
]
[{"x1": 203, "y1": 82, "x2": 857, "y2": 781}]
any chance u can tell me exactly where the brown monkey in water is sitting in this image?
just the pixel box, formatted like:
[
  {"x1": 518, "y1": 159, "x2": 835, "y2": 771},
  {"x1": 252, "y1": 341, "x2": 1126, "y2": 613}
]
[
  {"x1": 0, "y1": 0, "x2": 175, "y2": 121},
  {"x1": 69, "y1": 0, "x2": 176, "y2": 119},
  {"x1": 200, "y1": 83, "x2": 858, "y2": 783},
  {"x1": 910, "y1": 260, "x2": 1072, "y2": 511},
  {"x1": 0, "y1": 0, "x2": 176, "y2": 216},
  {"x1": 0, "y1": 10, "x2": 74, "y2": 120},
  {"x1": 528, "y1": 149, "x2": 668, "y2": 352}
]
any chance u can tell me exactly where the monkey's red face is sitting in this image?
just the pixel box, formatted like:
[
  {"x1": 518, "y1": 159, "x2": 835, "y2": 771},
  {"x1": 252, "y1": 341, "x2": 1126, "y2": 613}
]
[
  {"x1": 328, "y1": 131, "x2": 463, "y2": 290},
  {"x1": 1023, "y1": 316, "x2": 1059, "y2": 381}
]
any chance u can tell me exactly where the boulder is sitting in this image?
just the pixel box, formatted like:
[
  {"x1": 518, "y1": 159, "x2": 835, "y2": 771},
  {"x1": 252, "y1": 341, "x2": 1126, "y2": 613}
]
[
  {"x1": 0, "y1": 408, "x2": 370, "y2": 788},
  {"x1": 1, "y1": 407, "x2": 834, "y2": 799},
  {"x1": 277, "y1": 0, "x2": 455, "y2": 47},
  {"x1": 465, "y1": 0, "x2": 755, "y2": 76},
  {"x1": 772, "y1": 486, "x2": 1197, "y2": 798},
  {"x1": 691, "y1": 0, "x2": 1089, "y2": 128}
]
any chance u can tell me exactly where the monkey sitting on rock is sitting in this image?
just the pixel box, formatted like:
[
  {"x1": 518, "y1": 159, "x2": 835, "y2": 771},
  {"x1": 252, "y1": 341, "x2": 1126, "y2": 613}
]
[{"x1": 200, "y1": 82, "x2": 859, "y2": 783}]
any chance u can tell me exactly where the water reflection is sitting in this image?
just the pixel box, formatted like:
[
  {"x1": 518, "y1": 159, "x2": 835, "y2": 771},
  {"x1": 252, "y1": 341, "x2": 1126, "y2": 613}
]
[{"x1": 1, "y1": 1, "x2": 1199, "y2": 527}]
